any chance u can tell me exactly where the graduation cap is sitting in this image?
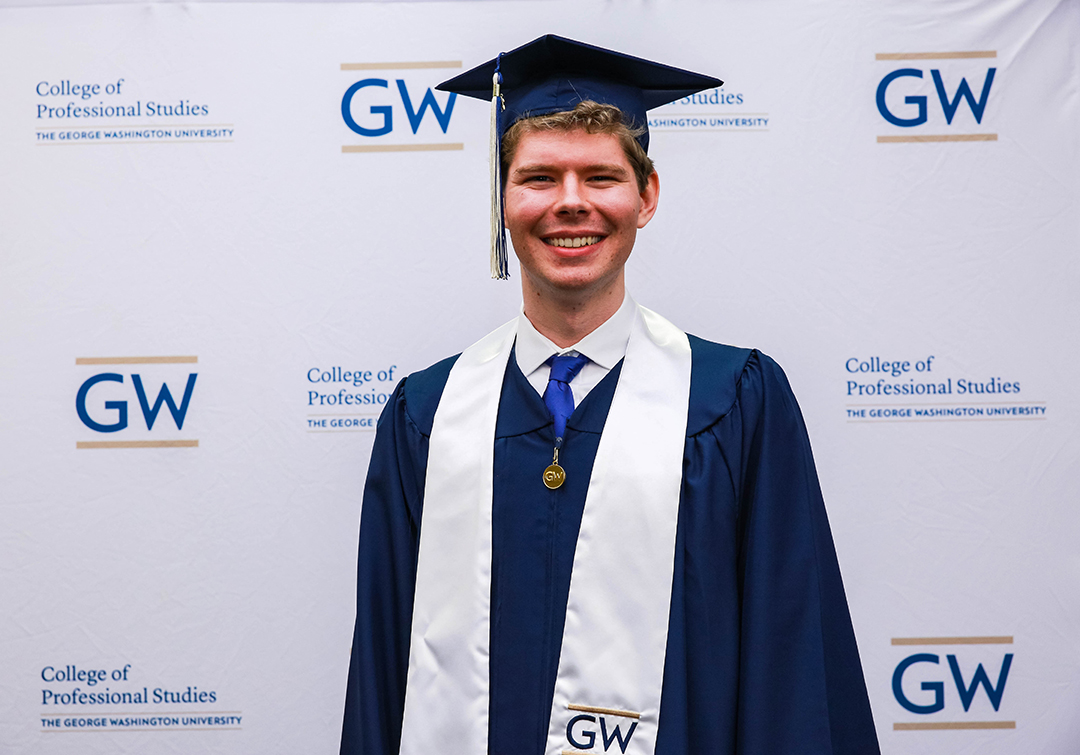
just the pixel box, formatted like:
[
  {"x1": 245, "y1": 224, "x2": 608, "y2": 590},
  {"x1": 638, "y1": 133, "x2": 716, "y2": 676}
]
[{"x1": 437, "y1": 35, "x2": 722, "y2": 280}]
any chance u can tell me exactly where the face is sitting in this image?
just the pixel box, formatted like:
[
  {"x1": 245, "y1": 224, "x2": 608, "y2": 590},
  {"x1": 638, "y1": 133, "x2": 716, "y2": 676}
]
[{"x1": 503, "y1": 128, "x2": 659, "y2": 302}]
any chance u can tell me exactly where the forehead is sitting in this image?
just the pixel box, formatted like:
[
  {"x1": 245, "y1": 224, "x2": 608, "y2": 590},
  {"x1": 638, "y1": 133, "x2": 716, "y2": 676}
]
[{"x1": 508, "y1": 128, "x2": 632, "y2": 169}]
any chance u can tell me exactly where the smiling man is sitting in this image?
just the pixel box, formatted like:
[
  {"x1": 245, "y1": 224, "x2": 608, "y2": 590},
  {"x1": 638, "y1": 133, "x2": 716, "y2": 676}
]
[
  {"x1": 340, "y1": 36, "x2": 879, "y2": 755},
  {"x1": 503, "y1": 115, "x2": 657, "y2": 346}
]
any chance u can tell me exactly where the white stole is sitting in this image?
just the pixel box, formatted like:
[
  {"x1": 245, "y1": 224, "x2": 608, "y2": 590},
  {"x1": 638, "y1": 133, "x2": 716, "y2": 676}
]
[{"x1": 399, "y1": 305, "x2": 691, "y2": 755}]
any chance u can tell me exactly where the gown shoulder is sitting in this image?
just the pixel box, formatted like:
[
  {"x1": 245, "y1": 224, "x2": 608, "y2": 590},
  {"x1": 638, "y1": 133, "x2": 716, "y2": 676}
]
[
  {"x1": 686, "y1": 334, "x2": 793, "y2": 437},
  {"x1": 393, "y1": 353, "x2": 459, "y2": 437}
]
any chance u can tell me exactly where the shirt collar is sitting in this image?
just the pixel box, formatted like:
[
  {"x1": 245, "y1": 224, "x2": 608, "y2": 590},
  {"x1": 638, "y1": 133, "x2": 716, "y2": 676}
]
[{"x1": 515, "y1": 290, "x2": 635, "y2": 375}]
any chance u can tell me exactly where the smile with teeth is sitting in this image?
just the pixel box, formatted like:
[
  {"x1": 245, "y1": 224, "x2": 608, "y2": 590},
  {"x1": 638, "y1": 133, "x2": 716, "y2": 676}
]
[{"x1": 544, "y1": 235, "x2": 602, "y2": 249}]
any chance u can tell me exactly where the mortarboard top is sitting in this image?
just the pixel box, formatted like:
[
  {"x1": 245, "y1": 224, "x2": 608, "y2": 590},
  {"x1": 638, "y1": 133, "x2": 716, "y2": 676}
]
[
  {"x1": 437, "y1": 34, "x2": 723, "y2": 153},
  {"x1": 437, "y1": 35, "x2": 723, "y2": 280}
]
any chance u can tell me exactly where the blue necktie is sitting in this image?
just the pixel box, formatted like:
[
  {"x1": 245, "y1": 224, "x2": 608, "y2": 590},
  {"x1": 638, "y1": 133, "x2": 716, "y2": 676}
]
[{"x1": 542, "y1": 354, "x2": 590, "y2": 442}]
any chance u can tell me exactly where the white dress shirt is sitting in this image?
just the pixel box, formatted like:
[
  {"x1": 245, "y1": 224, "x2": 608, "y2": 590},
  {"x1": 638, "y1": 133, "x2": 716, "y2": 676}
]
[{"x1": 514, "y1": 291, "x2": 636, "y2": 407}]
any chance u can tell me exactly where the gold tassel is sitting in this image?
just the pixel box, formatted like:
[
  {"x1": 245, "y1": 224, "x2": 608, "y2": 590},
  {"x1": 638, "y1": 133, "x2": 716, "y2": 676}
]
[{"x1": 489, "y1": 69, "x2": 509, "y2": 280}]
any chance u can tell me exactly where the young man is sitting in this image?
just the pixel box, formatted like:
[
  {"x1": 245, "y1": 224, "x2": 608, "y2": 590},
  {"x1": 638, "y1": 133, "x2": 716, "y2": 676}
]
[{"x1": 341, "y1": 36, "x2": 879, "y2": 755}]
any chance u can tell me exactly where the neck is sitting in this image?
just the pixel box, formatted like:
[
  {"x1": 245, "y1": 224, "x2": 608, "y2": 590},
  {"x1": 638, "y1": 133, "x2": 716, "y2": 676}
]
[{"x1": 522, "y1": 276, "x2": 625, "y2": 349}]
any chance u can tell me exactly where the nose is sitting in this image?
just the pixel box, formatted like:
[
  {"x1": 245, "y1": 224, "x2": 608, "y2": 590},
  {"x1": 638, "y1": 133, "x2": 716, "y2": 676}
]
[{"x1": 554, "y1": 175, "x2": 588, "y2": 215}]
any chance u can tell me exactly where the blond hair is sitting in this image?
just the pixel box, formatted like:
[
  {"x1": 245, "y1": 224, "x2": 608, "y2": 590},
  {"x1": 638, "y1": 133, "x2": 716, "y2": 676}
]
[{"x1": 501, "y1": 100, "x2": 655, "y2": 191}]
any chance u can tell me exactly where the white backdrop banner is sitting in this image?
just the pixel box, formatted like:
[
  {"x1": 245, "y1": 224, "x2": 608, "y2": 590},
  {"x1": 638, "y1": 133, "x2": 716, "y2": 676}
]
[{"x1": 1, "y1": 1, "x2": 1077, "y2": 754}]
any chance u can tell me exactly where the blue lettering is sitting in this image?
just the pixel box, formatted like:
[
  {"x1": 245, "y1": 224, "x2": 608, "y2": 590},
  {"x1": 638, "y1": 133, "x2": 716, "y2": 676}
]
[
  {"x1": 396, "y1": 80, "x2": 456, "y2": 134},
  {"x1": 76, "y1": 373, "x2": 128, "y2": 433},
  {"x1": 600, "y1": 717, "x2": 637, "y2": 753},
  {"x1": 877, "y1": 69, "x2": 928, "y2": 127},
  {"x1": 131, "y1": 373, "x2": 198, "y2": 430},
  {"x1": 948, "y1": 653, "x2": 1012, "y2": 711},
  {"x1": 892, "y1": 653, "x2": 945, "y2": 714},
  {"x1": 567, "y1": 714, "x2": 596, "y2": 750},
  {"x1": 931, "y1": 68, "x2": 996, "y2": 124},
  {"x1": 341, "y1": 79, "x2": 392, "y2": 136}
]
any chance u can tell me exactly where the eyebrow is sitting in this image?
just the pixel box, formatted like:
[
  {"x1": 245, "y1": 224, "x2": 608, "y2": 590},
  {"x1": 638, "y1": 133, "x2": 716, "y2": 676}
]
[{"x1": 512, "y1": 163, "x2": 631, "y2": 179}]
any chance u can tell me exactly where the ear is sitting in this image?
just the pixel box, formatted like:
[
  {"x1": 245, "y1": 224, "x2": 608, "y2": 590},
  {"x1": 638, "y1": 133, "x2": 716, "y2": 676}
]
[{"x1": 636, "y1": 170, "x2": 660, "y2": 228}]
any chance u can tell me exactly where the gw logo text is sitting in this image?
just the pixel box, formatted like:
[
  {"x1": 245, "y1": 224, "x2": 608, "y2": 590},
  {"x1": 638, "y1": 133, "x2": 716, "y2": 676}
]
[
  {"x1": 566, "y1": 713, "x2": 637, "y2": 754},
  {"x1": 893, "y1": 652, "x2": 1013, "y2": 714},
  {"x1": 76, "y1": 373, "x2": 197, "y2": 433},
  {"x1": 877, "y1": 67, "x2": 995, "y2": 127},
  {"x1": 341, "y1": 79, "x2": 456, "y2": 137}
]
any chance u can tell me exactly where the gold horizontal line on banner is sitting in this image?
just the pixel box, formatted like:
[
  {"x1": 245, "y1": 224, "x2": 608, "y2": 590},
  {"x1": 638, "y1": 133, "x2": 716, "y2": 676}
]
[
  {"x1": 878, "y1": 134, "x2": 997, "y2": 143},
  {"x1": 892, "y1": 636, "x2": 1013, "y2": 645},
  {"x1": 76, "y1": 440, "x2": 199, "y2": 449},
  {"x1": 876, "y1": 51, "x2": 997, "y2": 60},
  {"x1": 342, "y1": 143, "x2": 464, "y2": 153},
  {"x1": 341, "y1": 61, "x2": 462, "y2": 70},
  {"x1": 76, "y1": 356, "x2": 197, "y2": 365},
  {"x1": 894, "y1": 721, "x2": 1015, "y2": 731},
  {"x1": 42, "y1": 727, "x2": 241, "y2": 733},
  {"x1": 847, "y1": 402, "x2": 1045, "y2": 408},
  {"x1": 567, "y1": 704, "x2": 640, "y2": 720}
]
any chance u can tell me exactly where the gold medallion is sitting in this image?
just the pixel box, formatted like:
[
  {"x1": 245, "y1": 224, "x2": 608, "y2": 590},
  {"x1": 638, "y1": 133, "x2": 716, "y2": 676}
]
[{"x1": 543, "y1": 463, "x2": 566, "y2": 489}]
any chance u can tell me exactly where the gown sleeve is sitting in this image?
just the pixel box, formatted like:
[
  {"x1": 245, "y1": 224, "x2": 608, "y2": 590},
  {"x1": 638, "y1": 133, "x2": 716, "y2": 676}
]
[
  {"x1": 339, "y1": 379, "x2": 427, "y2": 755},
  {"x1": 726, "y1": 352, "x2": 879, "y2": 754}
]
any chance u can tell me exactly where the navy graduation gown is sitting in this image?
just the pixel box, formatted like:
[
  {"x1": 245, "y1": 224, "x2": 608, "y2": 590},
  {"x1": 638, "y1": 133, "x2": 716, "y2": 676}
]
[{"x1": 340, "y1": 336, "x2": 879, "y2": 755}]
